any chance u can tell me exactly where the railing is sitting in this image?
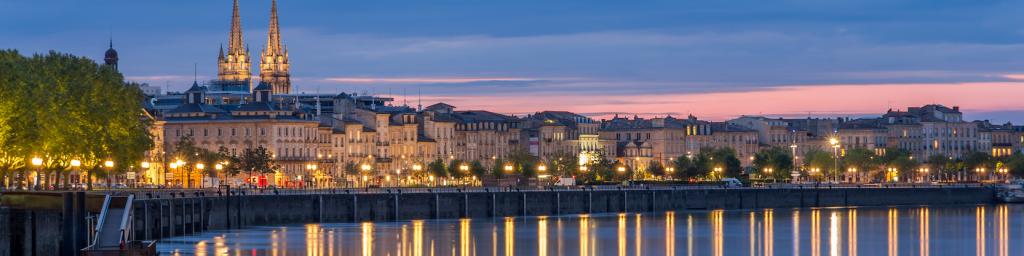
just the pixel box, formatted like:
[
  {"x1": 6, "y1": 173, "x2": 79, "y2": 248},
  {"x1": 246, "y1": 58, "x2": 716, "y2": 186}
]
[
  {"x1": 117, "y1": 182, "x2": 994, "y2": 199},
  {"x1": 118, "y1": 194, "x2": 134, "y2": 248},
  {"x1": 87, "y1": 195, "x2": 112, "y2": 249}
]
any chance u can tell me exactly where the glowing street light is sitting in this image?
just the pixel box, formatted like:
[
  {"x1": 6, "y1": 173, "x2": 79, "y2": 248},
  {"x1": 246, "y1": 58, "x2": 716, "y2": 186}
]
[
  {"x1": 666, "y1": 167, "x2": 675, "y2": 173},
  {"x1": 70, "y1": 159, "x2": 81, "y2": 167},
  {"x1": 31, "y1": 157, "x2": 43, "y2": 166},
  {"x1": 412, "y1": 164, "x2": 423, "y2": 171},
  {"x1": 617, "y1": 166, "x2": 626, "y2": 173},
  {"x1": 847, "y1": 167, "x2": 857, "y2": 173},
  {"x1": 504, "y1": 164, "x2": 514, "y2": 172},
  {"x1": 361, "y1": 164, "x2": 372, "y2": 171},
  {"x1": 537, "y1": 164, "x2": 547, "y2": 172},
  {"x1": 459, "y1": 164, "x2": 469, "y2": 172},
  {"x1": 215, "y1": 163, "x2": 223, "y2": 170},
  {"x1": 104, "y1": 160, "x2": 114, "y2": 168},
  {"x1": 195, "y1": 163, "x2": 204, "y2": 170},
  {"x1": 579, "y1": 166, "x2": 589, "y2": 172},
  {"x1": 141, "y1": 161, "x2": 150, "y2": 168}
]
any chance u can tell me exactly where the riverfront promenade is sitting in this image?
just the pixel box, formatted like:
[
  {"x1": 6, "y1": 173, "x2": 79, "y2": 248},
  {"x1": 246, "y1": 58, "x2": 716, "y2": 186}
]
[{"x1": 0, "y1": 185, "x2": 998, "y2": 255}]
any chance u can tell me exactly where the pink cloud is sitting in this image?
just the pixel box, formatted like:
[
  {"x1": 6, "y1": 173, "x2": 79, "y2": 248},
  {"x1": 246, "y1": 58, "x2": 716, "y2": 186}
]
[
  {"x1": 396, "y1": 82, "x2": 1024, "y2": 121},
  {"x1": 1003, "y1": 74, "x2": 1024, "y2": 80},
  {"x1": 322, "y1": 77, "x2": 539, "y2": 84}
]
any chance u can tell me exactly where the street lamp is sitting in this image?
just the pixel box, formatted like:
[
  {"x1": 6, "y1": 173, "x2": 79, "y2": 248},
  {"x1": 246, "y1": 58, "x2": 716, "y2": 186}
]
[
  {"x1": 829, "y1": 137, "x2": 839, "y2": 182},
  {"x1": 537, "y1": 164, "x2": 547, "y2": 172},
  {"x1": 617, "y1": 166, "x2": 626, "y2": 173},
  {"x1": 579, "y1": 166, "x2": 589, "y2": 172},
  {"x1": 30, "y1": 157, "x2": 42, "y2": 190},
  {"x1": 504, "y1": 164, "x2": 514, "y2": 172},
  {"x1": 412, "y1": 164, "x2": 423, "y2": 171},
  {"x1": 195, "y1": 163, "x2": 205, "y2": 188}
]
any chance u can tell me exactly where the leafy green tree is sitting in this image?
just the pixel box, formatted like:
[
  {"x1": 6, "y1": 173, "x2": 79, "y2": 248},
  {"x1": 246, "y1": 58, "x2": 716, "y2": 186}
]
[
  {"x1": 428, "y1": 159, "x2": 446, "y2": 178},
  {"x1": 0, "y1": 51, "x2": 153, "y2": 190},
  {"x1": 587, "y1": 152, "x2": 615, "y2": 183},
  {"x1": 708, "y1": 148, "x2": 742, "y2": 179},
  {"x1": 343, "y1": 162, "x2": 359, "y2": 177},
  {"x1": 803, "y1": 148, "x2": 833, "y2": 179},
  {"x1": 547, "y1": 151, "x2": 579, "y2": 177},
  {"x1": 490, "y1": 158, "x2": 507, "y2": 178},
  {"x1": 237, "y1": 146, "x2": 278, "y2": 179},
  {"x1": 672, "y1": 154, "x2": 704, "y2": 181},
  {"x1": 469, "y1": 160, "x2": 486, "y2": 178},
  {"x1": 447, "y1": 159, "x2": 465, "y2": 179},
  {"x1": 1005, "y1": 153, "x2": 1024, "y2": 178},
  {"x1": 963, "y1": 151, "x2": 993, "y2": 171},
  {"x1": 647, "y1": 160, "x2": 666, "y2": 177},
  {"x1": 753, "y1": 147, "x2": 794, "y2": 180}
]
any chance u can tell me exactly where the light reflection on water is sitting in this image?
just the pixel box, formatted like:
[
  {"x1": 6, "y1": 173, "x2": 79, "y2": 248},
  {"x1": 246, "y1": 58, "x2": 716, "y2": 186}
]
[{"x1": 158, "y1": 205, "x2": 1023, "y2": 255}]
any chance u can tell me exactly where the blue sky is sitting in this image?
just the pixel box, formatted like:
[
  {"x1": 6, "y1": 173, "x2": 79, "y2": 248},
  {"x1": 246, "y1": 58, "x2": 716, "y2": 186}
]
[{"x1": 3, "y1": 0, "x2": 1024, "y2": 121}]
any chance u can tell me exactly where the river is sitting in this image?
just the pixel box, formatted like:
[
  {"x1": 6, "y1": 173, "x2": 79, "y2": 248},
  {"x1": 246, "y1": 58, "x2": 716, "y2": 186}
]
[{"x1": 157, "y1": 204, "x2": 1022, "y2": 255}]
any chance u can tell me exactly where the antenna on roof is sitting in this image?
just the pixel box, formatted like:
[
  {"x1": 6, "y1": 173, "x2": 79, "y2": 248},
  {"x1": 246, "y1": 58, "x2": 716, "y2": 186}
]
[{"x1": 417, "y1": 87, "x2": 422, "y2": 111}]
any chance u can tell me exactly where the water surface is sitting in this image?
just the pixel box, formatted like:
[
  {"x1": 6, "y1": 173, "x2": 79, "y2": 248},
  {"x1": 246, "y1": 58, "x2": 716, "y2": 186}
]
[{"x1": 157, "y1": 204, "x2": 1024, "y2": 255}]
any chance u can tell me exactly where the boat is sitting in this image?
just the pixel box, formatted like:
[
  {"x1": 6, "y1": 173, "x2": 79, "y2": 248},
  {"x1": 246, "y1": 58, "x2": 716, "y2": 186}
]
[{"x1": 997, "y1": 182, "x2": 1024, "y2": 203}]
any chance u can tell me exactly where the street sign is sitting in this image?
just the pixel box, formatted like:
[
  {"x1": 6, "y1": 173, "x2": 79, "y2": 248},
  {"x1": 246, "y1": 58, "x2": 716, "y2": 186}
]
[{"x1": 127, "y1": 172, "x2": 136, "y2": 180}]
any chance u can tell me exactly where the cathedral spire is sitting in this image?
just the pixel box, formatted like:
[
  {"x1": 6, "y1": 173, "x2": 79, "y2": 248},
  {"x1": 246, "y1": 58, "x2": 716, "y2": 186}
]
[
  {"x1": 218, "y1": 0, "x2": 252, "y2": 85},
  {"x1": 266, "y1": 0, "x2": 282, "y2": 53},
  {"x1": 260, "y1": 0, "x2": 291, "y2": 94},
  {"x1": 229, "y1": 0, "x2": 243, "y2": 53}
]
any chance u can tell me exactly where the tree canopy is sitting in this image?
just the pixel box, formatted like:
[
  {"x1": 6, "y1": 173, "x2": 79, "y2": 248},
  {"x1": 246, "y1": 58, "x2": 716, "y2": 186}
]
[{"x1": 0, "y1": 50, "x2": 153, "y2": 188}]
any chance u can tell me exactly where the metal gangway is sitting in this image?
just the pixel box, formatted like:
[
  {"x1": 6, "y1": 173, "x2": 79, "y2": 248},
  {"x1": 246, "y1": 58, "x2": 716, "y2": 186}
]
[{"x1": 81, "y1": 194, "x2": 156, "y2": 255}]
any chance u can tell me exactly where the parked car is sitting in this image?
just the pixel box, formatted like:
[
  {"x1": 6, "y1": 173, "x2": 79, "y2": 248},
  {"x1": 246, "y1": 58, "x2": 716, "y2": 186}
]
[{"x1": 721, "y1": 178, "x2": 743, "y2": 188}]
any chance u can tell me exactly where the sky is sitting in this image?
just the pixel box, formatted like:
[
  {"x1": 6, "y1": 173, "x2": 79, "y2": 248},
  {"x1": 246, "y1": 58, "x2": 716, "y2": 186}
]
[{"x1": 2, "y1": 0, "x2": 1024, "y2": 122}]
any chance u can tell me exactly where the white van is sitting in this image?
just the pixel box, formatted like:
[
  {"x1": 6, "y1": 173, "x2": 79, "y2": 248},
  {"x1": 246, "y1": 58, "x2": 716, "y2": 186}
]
[{"x1": 721, "y1": 178, "x2": 743, "y2": 188}]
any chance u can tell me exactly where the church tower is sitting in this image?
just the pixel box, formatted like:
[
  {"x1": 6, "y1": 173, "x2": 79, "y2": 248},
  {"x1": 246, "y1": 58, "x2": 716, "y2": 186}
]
[
  {"x1": 217, "y1": 0, "x2": 252, "y2": 84},
  {"x1": 259, "y1": 0, "x2": 291, "y2": 94},
  {"x1": 104, "y1": 38, "x2": 119, "y2": 71}
]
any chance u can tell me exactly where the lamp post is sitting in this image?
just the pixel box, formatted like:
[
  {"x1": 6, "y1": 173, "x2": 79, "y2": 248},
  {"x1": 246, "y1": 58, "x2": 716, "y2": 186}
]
[
  {"x1": 360, "y1": 163, "x2": 372, "y2": 187},
  {"x1": 789, "y1": 144, "x2": 799, "y2": 182},
  {"x1": 829, "y1": 138, "x2": 839, "y2": 182},
  {"x1": 30, "y1": 157, "x2": 43, "y2": 190},
  {"x1": 70, "y1": 159, "x2": 81, "y2": 190},
  {"x1": 195, "y1": 163, "x2": 205, "y2": 188},
  {"x1": 103, "y1": 160, "x2": 114, "y2": 189}
]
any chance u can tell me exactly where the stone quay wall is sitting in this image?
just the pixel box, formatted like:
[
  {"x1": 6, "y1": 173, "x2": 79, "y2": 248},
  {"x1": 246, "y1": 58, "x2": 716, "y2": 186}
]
[{"x1": 128, "y1": 186, "x2": 996, "y2": 241}]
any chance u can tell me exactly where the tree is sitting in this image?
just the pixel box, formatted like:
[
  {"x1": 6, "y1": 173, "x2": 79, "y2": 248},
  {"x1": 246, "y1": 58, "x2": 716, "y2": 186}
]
[
  {"x1": 963, "y1": 151, "x2": 993, "y2": 171},
  {"x1": 1005, "y1": 153, "x2": 1024, "y2": 178},
  {"x1": 926, "y1": 154, "x2": 954, "y2": 179},
  {"x1": 469, "y1": 160, "x2": 486, "y2": 179},
  {"x1": 547, "y1": 151, "x2": 579, "y2": 177},
  {"x1": 447, "y1": 159, "x2": 465, "y2": 179},
  {"x1": 708, "y1": 148, "x2": 742, "y2": 179},
  {"x1": 753, "y1": 147, "x2": 794, "y2": 181},
  {"x1": 647, "y1": 160, "x2": 666, "y2": 177},
  {"x1": 803, "y1": 148, "x2": 833, "y2": 180},
  {"x1": 343, "y1": 162, "x2": 359, "y2": 177},
  {"x1": 586, "y1": 152, "x2": 615, "y2": 183},
  {"x1": 490, "y1": 158, "x2": 507, "y2": 179},
  {"x1": 237, "y1": 146, "x2": 277, "y2": 181},
  {"x1": 0, "y1": 50, "x2": 153, "y2": 190},
  {"x1": 428, "y1": 159, "x2": 446, "y2": 178},
  {"x1": 877, "y1": 148, "x2": 918, "y2": 182}
]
